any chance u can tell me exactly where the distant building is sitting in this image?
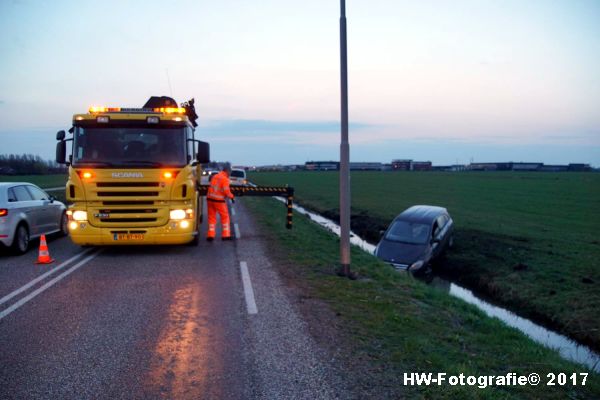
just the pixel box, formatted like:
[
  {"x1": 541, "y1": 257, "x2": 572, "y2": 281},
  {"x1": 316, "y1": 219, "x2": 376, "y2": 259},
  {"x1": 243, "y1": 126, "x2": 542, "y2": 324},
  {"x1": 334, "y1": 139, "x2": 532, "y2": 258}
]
[
  {"x1": 512, "y1": 162, "x2": 543, "y2": 171},
  {"x1": 305, "y1": 161, "x2": 340, "y2": 171},
  {"x1": 433, "y1": 165, "x2": 466, "y2": 172},
  {"x1": 412, "y1": 161, "x2": 432, "y2": 171},
  {"x1": 469, "y1": 162, "x2": 500, "y2": 171},
  {"x1": 568, "y1": 163, "x2": 591, "y2": 172},
  {"x1": 539, "y1": 165, "x2": 569, "y2": 172},
  {"x1": 350, "y1": 162, "x2": 382, "y2": 171},
  {"x1": 391, "y1": 159, "x2": 412, "y2": 171}
]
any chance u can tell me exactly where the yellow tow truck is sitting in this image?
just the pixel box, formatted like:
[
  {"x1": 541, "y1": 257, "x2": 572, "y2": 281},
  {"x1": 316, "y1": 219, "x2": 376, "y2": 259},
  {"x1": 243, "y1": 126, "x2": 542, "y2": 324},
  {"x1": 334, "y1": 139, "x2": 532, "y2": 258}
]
[{"x1": 55, "y1": 96, "x2": 210, "y2": 246}]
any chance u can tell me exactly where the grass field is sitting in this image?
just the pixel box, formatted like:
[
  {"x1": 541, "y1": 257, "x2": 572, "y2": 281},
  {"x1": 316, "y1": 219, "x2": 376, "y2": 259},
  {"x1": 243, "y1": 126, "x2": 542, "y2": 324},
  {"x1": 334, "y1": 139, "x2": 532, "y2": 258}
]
[
  {"x1": 0, "y1": 174, "x2": 68, "y2": 202},
  {"x1": 244, "y1": 196, "x2": 600, "y2": 398},
  {"x1": 249, "y1": 171, "x2": 600, "y2": 350},
  {"x1": 0, "y1": 174, "x2": 67, "y2": 189}
]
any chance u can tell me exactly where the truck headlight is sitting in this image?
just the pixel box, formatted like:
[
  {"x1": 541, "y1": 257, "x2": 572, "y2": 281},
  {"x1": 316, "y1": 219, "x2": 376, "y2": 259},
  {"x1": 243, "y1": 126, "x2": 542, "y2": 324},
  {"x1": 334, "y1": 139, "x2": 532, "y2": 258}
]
[
  {"x1": 72, "y1": 210, "x2": 88, "y2": 221},
  {"x1": 170, "y1": 209, "x2": 186, "y2": 220}
]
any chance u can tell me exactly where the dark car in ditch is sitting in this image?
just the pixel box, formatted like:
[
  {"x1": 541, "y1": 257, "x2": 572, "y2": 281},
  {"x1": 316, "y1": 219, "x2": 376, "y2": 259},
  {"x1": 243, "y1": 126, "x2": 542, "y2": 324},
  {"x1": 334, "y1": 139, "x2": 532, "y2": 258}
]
[{"x1": 374, "y1": 205, "x2": 454, "y2": 273}]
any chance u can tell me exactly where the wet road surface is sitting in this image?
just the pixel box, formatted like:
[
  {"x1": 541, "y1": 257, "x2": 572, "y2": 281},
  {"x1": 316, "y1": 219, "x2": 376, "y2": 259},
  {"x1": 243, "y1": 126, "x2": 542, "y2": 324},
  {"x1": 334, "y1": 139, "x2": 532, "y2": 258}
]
[{"x1": 0, "y1": 200, "x2": 345, "y2": 399}]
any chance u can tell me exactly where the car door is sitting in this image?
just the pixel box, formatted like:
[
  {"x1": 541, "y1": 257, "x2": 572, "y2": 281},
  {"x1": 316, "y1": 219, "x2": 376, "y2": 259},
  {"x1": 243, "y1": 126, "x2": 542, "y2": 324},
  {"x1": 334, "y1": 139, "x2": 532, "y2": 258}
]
[
  {"x1": 11, "y1": 185, "x2": 41, "y2": 235},
  {"x1": 26, "y1": 185, "x2": 56, "y2": 233},
  {"x1": 435, "y1": 215, "x2": 450, "y2": 251}
]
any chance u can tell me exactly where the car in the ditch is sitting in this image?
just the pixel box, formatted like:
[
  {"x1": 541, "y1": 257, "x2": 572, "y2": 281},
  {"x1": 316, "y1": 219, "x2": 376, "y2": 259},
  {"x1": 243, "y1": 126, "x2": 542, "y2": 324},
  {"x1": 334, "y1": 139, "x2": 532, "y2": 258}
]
[{"x1": 374, "y1": 205, "x2": 454, "y2": 273}]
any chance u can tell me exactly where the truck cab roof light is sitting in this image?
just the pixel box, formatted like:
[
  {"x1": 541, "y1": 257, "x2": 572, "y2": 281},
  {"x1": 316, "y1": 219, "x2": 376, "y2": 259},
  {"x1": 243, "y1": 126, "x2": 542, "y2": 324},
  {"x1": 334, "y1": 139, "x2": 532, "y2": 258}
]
[
  {"x1": 89, "y1": 106, "x2": 121, "y2": 113},
  {"x1": 154, "y1": 107, "x2": 186, "y2": 114}
]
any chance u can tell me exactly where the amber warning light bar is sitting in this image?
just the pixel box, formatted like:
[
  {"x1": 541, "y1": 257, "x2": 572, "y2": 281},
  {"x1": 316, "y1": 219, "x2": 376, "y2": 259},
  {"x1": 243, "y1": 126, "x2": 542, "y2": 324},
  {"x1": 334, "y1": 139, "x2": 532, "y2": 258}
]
[{"x1": 88, "y1": 106, "x2": 186, "y2": 114}]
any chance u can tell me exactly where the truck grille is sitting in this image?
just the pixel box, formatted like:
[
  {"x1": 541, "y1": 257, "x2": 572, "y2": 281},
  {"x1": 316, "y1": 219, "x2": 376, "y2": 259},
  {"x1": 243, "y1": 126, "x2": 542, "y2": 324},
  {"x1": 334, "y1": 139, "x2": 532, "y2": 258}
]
[
  {"x1": 102, "y1": 201, "x2": 154, "y2": 205},
  {"x1": 96, "y1": 182, "x2": 159, "y2": 187},
  {"x1": 97, "y1": 191, "x2": 159, "y2": 197},
  {"x1": 86, "y1": 178, "x2": 171, "y2": 227},
  {"x1": 100, "y1": 218, "x2": 157, "y2": 223}
]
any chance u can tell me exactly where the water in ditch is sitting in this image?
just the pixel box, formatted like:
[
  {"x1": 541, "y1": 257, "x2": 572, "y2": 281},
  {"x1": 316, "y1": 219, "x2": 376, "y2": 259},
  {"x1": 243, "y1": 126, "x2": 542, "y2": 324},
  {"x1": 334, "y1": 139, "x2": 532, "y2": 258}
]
[{"x1": 277, "y1": 198, "x2": 600, "y2": 373}]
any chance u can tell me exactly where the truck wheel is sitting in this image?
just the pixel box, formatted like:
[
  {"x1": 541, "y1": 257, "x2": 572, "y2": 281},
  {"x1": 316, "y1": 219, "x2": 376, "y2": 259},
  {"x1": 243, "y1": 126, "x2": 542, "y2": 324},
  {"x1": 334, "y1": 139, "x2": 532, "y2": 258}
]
[
  {"x1": 59, "y1": 212, "x2": 69, "y2": 236},
  {"x1": 187, "y1": 197, "x2": 200, "y2": 246},
  {"x1": 12, "y1": 224, "x2": 30, "y2": 255}
]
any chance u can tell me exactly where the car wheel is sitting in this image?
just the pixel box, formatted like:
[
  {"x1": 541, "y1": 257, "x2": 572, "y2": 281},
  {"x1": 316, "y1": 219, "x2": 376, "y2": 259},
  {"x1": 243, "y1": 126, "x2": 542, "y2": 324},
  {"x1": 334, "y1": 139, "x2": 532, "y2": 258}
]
[
  {"x1": 59, "y1": 212, "x2": 69, "y2": 236},
  {"x1": 12, "y1": 224, "x2": 30, "y2": 255}
]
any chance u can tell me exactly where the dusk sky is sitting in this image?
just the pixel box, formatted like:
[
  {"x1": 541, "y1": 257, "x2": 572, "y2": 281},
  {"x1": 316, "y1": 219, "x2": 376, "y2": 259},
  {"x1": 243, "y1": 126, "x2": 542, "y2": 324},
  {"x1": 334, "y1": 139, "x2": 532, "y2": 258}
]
[{"x1": 1, "y1": 0, "x2": 599, "y2": 166}]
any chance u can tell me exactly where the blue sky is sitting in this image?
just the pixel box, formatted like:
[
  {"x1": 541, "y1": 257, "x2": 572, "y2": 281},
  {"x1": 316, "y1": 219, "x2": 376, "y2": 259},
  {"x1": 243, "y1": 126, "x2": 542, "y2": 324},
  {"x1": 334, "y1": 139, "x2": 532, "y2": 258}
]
[{"x1": 1, "y1": 0, "x2": 599, "y2": 166}]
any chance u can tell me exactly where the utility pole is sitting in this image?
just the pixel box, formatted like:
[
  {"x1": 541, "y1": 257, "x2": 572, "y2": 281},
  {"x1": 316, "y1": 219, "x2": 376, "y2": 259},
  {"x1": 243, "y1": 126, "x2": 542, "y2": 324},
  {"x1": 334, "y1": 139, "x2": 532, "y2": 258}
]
[{"x1": 338, "y1": 0, "x2": 354, "y2": 279}]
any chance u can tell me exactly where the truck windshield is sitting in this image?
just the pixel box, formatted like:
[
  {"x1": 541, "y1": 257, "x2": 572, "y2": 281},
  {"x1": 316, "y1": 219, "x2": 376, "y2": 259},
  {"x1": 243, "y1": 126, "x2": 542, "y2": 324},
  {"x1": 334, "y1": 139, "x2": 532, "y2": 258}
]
[{"x1": 73, "y1": 126, "x2": 187, "y2": 167}]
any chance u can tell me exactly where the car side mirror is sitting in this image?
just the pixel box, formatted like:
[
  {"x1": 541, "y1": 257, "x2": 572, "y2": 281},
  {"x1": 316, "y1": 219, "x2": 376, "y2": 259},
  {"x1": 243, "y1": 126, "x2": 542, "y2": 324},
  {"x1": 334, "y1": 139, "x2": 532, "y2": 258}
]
[
  {"x1": 48, "y1": 195, "x2": 55, "y2": 203},
  {"x1": 56, "y1": 130, "x2": 66, "y2": 140},
  {"x1": 379, "y1": 230, "x2": 385, "y2": 238},
  {"x1": 196, "y1": 141, "x2": 210, "y2": 164}
]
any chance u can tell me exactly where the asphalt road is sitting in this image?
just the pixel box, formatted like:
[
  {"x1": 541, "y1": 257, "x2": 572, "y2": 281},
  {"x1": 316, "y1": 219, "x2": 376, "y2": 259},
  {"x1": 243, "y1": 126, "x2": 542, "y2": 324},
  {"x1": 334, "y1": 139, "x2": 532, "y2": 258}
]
[{"x1": 0, "y1": 200, "x2": 346, "y2": 399}]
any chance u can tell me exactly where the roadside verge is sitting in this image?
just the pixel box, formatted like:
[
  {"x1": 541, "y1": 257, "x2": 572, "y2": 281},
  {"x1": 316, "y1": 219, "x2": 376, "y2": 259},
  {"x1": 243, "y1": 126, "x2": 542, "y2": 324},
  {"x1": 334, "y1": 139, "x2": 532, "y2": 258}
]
[{"x1": 244, "y1": 197, "x2": 599, "y2": 399}]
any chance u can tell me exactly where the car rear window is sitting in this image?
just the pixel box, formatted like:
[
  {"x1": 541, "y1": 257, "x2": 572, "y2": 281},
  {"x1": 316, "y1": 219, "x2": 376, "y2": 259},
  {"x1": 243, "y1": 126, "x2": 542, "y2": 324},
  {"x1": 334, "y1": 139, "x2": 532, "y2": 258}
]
[
  {"x1": 385, "y1": 220, "x2": 430, "y2": 244},
  {"x1": 230, "y1": 170, "x2": 245, "y2": 178}
]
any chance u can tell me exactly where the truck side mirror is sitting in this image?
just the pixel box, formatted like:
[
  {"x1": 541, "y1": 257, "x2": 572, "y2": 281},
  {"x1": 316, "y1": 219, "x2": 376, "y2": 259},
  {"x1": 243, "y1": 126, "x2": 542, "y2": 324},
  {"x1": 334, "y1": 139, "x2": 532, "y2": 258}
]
[
  {"x1": 56, "y1": 130, "x2": 66, "y2": 141},
  {"x1": 56, "y1": 140, "x2": 66, "y2": 164},
  {"x1": 196, "y1": 141, "x2": 210, "y2": 164}
]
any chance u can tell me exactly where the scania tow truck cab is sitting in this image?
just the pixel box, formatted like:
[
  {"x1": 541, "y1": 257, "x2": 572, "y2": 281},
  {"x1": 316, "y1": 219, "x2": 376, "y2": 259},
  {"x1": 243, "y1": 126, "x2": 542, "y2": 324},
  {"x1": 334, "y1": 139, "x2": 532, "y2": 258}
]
[{"x1": 56, "y1": 96, "x2": 210, "y2": 246}]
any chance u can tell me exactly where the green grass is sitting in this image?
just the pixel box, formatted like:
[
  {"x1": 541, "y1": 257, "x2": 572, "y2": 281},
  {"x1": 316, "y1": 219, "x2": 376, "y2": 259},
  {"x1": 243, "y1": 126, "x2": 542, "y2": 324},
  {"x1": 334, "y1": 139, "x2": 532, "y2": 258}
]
[
  {"x1": 249, "y1": 171, "x2": 600, "y2": 350},
  {"x1": 0, "y1": 174, "x2": 67, "y2": 188},
  {"x1": 244, "y1": 196, "x2": 600, "y2": 399},
  {"x1": 0, "y1": 174, "x2": 68, "y2": 203}
]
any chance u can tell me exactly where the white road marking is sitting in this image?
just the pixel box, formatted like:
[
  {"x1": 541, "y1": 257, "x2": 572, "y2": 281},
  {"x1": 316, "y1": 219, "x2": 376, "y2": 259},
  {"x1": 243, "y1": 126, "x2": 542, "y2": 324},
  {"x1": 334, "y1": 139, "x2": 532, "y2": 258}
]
[
  {"x1": 0, "y1": 250, "x2": 102, "y2": 321},
  {"x1": 240, "y1": 261, "x2": 258, "y2": 314},
  {"x1": 0, "y1": 248, "x2": 93, "y2": 307},
  {"x1": 234, "y1": 223, "x2": 241, "y2": 239},
  {"x1": 231, "y1": 206, "x2": 236, "y2": 216}
]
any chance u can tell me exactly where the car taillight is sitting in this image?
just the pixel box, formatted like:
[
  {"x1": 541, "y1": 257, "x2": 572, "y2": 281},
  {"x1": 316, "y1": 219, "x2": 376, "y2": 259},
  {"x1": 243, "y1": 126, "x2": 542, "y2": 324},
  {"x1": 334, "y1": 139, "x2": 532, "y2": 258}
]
[{"x1": 0, "y1": 209, "x2": 7, "y2": 217}]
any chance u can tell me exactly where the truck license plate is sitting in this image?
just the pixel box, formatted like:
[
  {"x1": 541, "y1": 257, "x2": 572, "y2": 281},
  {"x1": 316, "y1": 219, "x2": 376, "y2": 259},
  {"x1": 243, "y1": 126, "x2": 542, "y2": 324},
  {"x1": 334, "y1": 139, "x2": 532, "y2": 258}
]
[{"x1": 113, "y1": 234, "x2": 144, "y2": 241}]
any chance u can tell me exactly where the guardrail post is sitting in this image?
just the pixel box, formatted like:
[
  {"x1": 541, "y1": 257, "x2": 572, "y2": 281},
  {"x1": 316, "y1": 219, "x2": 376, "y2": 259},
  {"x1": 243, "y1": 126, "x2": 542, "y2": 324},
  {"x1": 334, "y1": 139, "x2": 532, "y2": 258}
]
[{"x1": 286, "y1": 187, "x2": 294, "y2": 229}]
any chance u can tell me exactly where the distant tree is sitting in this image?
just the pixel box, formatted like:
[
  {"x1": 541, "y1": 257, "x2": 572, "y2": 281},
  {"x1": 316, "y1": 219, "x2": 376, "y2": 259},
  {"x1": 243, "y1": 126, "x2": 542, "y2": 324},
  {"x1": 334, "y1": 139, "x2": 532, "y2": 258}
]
[{"x1": 0, "y1": 154, "x2": 67, "y2": 175}]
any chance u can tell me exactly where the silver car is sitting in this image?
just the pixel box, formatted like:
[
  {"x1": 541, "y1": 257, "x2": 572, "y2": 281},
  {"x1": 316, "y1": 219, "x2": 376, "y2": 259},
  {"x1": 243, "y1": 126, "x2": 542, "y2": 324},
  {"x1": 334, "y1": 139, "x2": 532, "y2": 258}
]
[{"x1": 0, "y1": 182, "x2": 68, "y2": 254}]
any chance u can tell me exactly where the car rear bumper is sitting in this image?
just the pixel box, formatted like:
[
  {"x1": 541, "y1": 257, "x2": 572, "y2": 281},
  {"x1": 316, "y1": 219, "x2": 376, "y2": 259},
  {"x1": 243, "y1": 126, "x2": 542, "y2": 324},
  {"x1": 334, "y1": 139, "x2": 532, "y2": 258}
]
[
  {"x1": 68, "y1": 220, "x2": 196, "y2": 245},
  {"x1": 0, "y1": 223, "x2": 13, "y2": 246}
]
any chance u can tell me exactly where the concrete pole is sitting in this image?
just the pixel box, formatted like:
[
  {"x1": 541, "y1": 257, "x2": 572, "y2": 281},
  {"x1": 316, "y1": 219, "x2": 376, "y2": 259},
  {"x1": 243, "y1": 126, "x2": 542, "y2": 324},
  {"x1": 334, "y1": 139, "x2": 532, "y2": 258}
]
[{"x1": 339, "y1": 0, "x2": 352, "y2": 278}]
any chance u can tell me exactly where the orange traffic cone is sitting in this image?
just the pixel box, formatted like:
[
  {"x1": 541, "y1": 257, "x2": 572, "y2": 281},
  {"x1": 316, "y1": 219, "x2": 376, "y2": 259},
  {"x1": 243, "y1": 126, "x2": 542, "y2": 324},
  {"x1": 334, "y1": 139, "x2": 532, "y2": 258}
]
[{"x1": 36, "y1": 234, "x2": 54, "y2": 264}]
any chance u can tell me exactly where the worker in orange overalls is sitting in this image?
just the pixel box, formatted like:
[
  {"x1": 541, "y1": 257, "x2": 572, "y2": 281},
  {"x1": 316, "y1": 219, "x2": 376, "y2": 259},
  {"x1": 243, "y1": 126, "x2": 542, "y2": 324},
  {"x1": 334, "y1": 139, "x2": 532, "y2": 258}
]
[{"x1": 206, "y1": 163, "x2": 235, "y2": 241}]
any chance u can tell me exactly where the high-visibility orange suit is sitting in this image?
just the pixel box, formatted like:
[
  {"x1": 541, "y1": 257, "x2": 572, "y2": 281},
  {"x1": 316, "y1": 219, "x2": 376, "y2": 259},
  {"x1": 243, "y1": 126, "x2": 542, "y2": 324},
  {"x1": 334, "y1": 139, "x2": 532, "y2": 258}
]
[{"x1": 206, "y1": 170, "x2": 234, "y2": 240}]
